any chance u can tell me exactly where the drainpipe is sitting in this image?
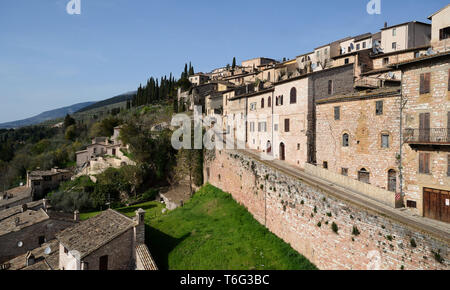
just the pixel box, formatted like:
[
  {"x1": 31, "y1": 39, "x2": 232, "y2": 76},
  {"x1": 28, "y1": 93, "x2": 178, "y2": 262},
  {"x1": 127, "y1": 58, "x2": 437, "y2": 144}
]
[{"x1": 397, "y1": 63, "x2": 405, "y2": 206}]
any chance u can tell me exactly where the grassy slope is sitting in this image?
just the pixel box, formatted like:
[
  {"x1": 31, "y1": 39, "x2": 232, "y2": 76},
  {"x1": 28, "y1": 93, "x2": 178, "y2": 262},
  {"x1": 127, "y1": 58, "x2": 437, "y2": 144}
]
[{"x1": 81, "y1": 184, "x2": 317, "y2": 270}]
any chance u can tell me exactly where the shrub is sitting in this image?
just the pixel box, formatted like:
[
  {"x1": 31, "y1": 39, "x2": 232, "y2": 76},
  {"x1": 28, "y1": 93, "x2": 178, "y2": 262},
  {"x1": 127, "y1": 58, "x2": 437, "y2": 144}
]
[
  {"x1": 331, "y1": 222, "x2": 339, "y2": 234},
  {"x1": 48, "y1": 191, "x2": 93, "y2": 213},
  {"x1": 352, "y1": 226, "x2": 360, "y2": 236}
]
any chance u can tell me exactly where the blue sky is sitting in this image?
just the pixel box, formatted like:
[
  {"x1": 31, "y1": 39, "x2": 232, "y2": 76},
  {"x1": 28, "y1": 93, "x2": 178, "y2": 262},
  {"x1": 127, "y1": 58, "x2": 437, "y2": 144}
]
[{"x1": 0, "y1": 0, "x2": 448, "y2": 123}]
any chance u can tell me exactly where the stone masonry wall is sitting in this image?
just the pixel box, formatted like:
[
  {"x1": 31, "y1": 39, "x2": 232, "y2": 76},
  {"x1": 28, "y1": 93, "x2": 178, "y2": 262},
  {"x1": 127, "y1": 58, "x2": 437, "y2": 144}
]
[{"x1": 205, "y1": 149, "x2": 449, "y2": 270}]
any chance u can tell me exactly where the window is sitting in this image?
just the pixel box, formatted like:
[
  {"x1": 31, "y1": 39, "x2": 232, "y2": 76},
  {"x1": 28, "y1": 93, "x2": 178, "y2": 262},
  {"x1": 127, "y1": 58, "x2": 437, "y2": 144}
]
[
  {"x1": 261, "y1": 98, "x2": 265, "y2": 109},
  {"x1": 284, "y1": 119, "x2": 290, "y2": 132},
  {"x1": 323, "y1": 162, "x2": 328, "y2": 169},
  {"x1": 356, "y1": 43, "x2": 360, "y2": 50},
  {"x1": 376, "y1": 101, "x2": 383, "y2": 115},
  {"x1": 407, "y1": 200, "x2": 417, "y2": 209},
  {"x1": 290, "y1": 87, "x2": 297, "y2": 104},
  {"x1": 381, "y1": 134, "x2": 390, "y2": 148},
  {"x1": 439, "y1": 26, "x2": 450, "y2": 40},
  {"x1": 324, "y1": 48, "x2": 328, "y2": 55},
  {"x1": 420, "y1": 73, "x2": 431, "y2": 94},
  {"x1": 341, "y1": 168, "x2": 349, "y2": 176},
  {"x1": 419, "y1": 153, "x2": 431, "y2": 174},
  {"x1": 297, "y1": 144, "x2": 301, "y2": 150},
  {"x1": 344, "y1": 58, "x2": 349, "y2": 64},
  {"x1": 249, "y1": 122, "x2": 255, "y2": 132},
  {"x1": 447, "y1": 155, "x2": 450, "y2": 177},
  {"x1": 362, "y1": 42, "x2": 366, "y2": 49},
  {"x1": 328, "y1": 80, "x2": 333, "y2": 95},
  {"x1": 274, "y1": 124, "x2": 279, "y2": 132},
  {"x1": 250, "y1": 103, "x2": 257, "y2": 111},
  {"x1": 392, "y1": 42, "x2": 397, "y2": 50},
  {"x1": 358, "y1": 168, "x2": 370, "y2": 184},
  {"x1": 383, "y1": 57, "x2": 389, "y2": 65},
  {"x1": 343, "y1": 133, "x2": 349, "y2": 147},
  {"x1": 268, "y1": 96, "x2": 271, "y2": 107},
  {"x1": 392, "y1": 28, "x2": 397, "y2": 36},
  {"x1": 280, "y1": 95, "x2": 284, "y2": 105},
  {"x1": 334, "y1": 106, "x2": 340, "y2": 120},
  {"x1": 448, "y1": 69, "x2": 450, "y2": 91}
]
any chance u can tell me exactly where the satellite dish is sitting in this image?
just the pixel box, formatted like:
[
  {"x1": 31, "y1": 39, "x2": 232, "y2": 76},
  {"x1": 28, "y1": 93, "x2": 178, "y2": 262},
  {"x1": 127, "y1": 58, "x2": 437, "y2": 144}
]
[
  {"x1": 44, "y1": 247, "x2": 52, "y2": 255},
  {"x1": 311, "y1": 63, "x2": 317, "y2": 70},
  {"x1": 388, "y1": 72, "x2": 394, "y2": 78},
  {"x1": 415, "y1": 52, "x2": 421, "y2": 58},
  {"x1": 373, "y1": 40, "x2": 381, "y2": 48},
  {"x1": 17, "y1": 241, "x2": 23, "y2": 248},
  {"x1": 426, "y1": 48, "x2": 436, "y2": 56}
]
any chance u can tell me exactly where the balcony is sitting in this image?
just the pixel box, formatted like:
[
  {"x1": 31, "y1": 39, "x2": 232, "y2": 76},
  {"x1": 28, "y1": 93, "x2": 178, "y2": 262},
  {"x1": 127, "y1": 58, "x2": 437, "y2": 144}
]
[{"x1": 404, "y1": 128, "x2": 450, "y2": 145}]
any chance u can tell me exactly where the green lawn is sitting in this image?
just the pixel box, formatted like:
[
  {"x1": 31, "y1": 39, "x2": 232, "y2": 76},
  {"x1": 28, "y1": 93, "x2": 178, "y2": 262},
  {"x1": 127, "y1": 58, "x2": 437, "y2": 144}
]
[{"x1": 81, "y1": 184, "x2": 317, "y2": 270}]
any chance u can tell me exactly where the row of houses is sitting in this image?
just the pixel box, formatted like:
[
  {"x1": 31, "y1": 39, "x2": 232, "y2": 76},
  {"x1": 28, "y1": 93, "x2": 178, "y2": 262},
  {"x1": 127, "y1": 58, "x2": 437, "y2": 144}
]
[{"x1": 186, "y1": 5, "x2": 450, "y2": 224}]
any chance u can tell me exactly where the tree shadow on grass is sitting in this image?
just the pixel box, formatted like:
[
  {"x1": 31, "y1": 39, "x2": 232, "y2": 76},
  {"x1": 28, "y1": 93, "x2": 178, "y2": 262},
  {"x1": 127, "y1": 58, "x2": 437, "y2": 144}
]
[
  {"x1": 145, "y1": 225, "x2": 190, "y2": 270},
  {"x1": 119, "y1": 203, "x2": 157, "y2": 215}
]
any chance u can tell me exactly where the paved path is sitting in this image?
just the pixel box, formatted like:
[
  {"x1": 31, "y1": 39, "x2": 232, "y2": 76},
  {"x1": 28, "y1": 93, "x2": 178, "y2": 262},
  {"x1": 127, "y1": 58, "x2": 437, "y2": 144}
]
[{"x1": 239, "y1": 149, "x2": 450, "y2": 243}]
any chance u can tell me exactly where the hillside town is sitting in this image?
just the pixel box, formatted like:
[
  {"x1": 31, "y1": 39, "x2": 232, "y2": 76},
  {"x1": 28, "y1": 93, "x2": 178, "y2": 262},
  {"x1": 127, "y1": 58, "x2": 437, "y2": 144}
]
[{"x1": 0, "y1": 4, "x2": 449, "y2": 271}]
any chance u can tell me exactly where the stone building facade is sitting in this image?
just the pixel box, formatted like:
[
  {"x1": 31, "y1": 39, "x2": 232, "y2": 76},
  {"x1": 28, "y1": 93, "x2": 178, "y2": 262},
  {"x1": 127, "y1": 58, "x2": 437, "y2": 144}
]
[
  {"x1": 57, "y1": 209, "x2": 155, "y2": 270},
  {"x1": 316, "y1": 88, "x2": 402, "y2": 196},
  {"x1": 396, "y1": 53, "x2": 450, "y2": 222},
  {"x1": 0, "y1": 201, "x2": 76, "y2": 263}
]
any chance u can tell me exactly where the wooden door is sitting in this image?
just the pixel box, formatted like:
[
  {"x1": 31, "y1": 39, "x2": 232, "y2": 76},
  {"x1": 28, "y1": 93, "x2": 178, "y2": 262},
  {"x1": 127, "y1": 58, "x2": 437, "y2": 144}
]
[
  {"x1": 279, "y1": 143, "x2": 285, "y2": 161},
  {"x1": 99, "y1": 255, "x2": 108, "y2": 271},
  {"x1": 424, "y1": 188, "x2": 450, "y2": 223},
  {"x1": 358, "y1": 169, "x2": 370, "y2": 184},
  {"x1": 419, "y1": 113, "x2": 430, "y2": 142},
  {"x1": 388, "y1": 170, "x2": 397, "y2": 192}
]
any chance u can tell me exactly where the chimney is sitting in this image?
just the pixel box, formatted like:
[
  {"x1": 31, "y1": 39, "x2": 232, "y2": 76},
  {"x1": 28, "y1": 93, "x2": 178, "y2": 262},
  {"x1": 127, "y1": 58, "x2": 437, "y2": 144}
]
[
  {"x1": 42, "y1": 199, "x2": 48, "y2": 212},
  {"x1": 74, "y1": 210, "x2": 80, "y2": 222},
  {"x1": 384, "y1": 22, "x2": 388, "y2": 28},
  {"x1": 26, "y1": 252, "x2": 35, "y2": 267},
  {"x1": 21, "y1": 204, "x2": 28, "y2": 213}
]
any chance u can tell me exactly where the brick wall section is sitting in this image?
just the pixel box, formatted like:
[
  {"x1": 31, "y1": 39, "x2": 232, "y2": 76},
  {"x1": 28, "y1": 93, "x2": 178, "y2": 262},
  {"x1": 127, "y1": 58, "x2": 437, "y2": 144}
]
[
  {"x1": 316, "y1": 95, "x2": 401, "y2": 192},
  {"x1": 205, "y1": 149, "x2": 448, "y2": 270},
  {"x1": 401, "y1": 57, "x2": 450, "y2": 215}
]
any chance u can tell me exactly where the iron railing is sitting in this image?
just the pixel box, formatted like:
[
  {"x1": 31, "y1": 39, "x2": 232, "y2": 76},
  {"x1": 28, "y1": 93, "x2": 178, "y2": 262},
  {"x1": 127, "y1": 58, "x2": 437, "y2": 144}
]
[{"x1": 404, "y1": 128, "x2": 450, "y2": 144}]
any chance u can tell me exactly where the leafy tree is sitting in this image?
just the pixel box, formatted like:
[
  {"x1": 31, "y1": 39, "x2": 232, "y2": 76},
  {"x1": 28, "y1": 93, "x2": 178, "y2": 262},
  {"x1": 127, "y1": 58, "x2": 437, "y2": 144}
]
[
  {"x1": 65, "y1": 124, "x2": 77, "y2": 141},
  {"x1": 64, "y1": 114, "x2": 76, "y2": 129}
]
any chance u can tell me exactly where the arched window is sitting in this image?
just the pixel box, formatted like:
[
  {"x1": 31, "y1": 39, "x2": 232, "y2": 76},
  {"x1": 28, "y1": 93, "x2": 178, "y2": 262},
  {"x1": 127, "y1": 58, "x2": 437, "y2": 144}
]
[
  {"x1": 261, "y1": 98, "x2": 265, "y2": 109},
  {"x1": 358, "y1": 168, "x2": 370, "y2": 184},
  {"x1": 388, "y1": 170, "x2": 397, "y2": 192},
  {"x1": 268, "y1": 96, "x2": 271, "y2": 107},
  {"x1": 290, "y1": 87, "x2": 297, "y2": 104},
  {"x1": 343, "y1": 133, "x2": 349, "y2": 147}
]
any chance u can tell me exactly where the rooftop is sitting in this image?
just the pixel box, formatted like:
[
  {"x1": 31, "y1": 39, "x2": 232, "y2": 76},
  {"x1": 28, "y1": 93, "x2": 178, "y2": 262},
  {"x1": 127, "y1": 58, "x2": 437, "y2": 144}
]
[
  {"x1": 381, "y1": 21, "x2": 430, "y2": 31},
  {"x1": 0, "y1": 208, "x2": 49, "y2": 237},
  {"x1": 56, "y1": 209, "x2": 137, "y2": 258},
  {"x1": 4, "y1": 239, "x2": 59, "y2": 270},
  {"x1": 0, "y1": 186, "x2": 32, "y2": 208},
  {"x1": 390, "y1": 50, "x2": 450, "y2": 68},
  {"x1": 428, "y1": 4, "x2": 450, "y2": 20},
  {"x1": 316, "y1": 87, "x2": 401, "y2": 105}
]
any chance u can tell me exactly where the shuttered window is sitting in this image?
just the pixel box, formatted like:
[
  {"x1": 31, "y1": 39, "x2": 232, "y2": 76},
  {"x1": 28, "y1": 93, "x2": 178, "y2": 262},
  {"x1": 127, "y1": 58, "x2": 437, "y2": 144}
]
[
  {"x1": 285, "y1": 119, "x2": 290, "y2": 132},
  {"x1": 334, "y1": 106, "x2": 340, "y2": 120},
  {"x1": 420, "y1": 73, "x2": 431, "y2": 94},
  {"x1": 376, "y1": 101, "x2": 383, "y2": 115},
  {"x1": 290, "y1": 88, "x2": 297, "y2": 104},
  {"x1": 448, "y1": 155, "x2": 450, "y2": 177},
  {"x1": 419, "y1": 153, "x2": 431, "y2": 174},
  {"x1": 381, "y1": 134, "x2": 389, "y2": 148}
]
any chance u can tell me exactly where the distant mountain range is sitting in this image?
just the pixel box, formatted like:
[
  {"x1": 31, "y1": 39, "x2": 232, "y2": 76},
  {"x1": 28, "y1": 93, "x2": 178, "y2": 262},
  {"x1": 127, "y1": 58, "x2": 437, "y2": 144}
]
[
  {"x1": 0, "y1": 102, "x2": 95, "y2": 129},
  {"x1": 0, "y1": 90, "x2": 137, "y2": 129},
  {"x1": 76, "y1": 91, "x2": 136, "y2": 113}
]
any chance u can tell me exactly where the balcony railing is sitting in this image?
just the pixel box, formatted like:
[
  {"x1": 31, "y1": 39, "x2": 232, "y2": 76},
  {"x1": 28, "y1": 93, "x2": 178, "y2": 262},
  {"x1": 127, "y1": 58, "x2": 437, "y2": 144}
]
[{"x1": 404, "y1": 128, "x2": 450, "y2": 144}]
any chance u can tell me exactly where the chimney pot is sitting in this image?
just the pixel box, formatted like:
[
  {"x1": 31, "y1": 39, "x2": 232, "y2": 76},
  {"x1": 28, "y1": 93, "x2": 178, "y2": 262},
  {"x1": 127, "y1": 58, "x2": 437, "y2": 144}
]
[
  {"x1": 26, "y1": 252, "x2": 35, "y2": 267},
  {"x1": 74, "y1": 210, "x2": 80, "y2": 222}
]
